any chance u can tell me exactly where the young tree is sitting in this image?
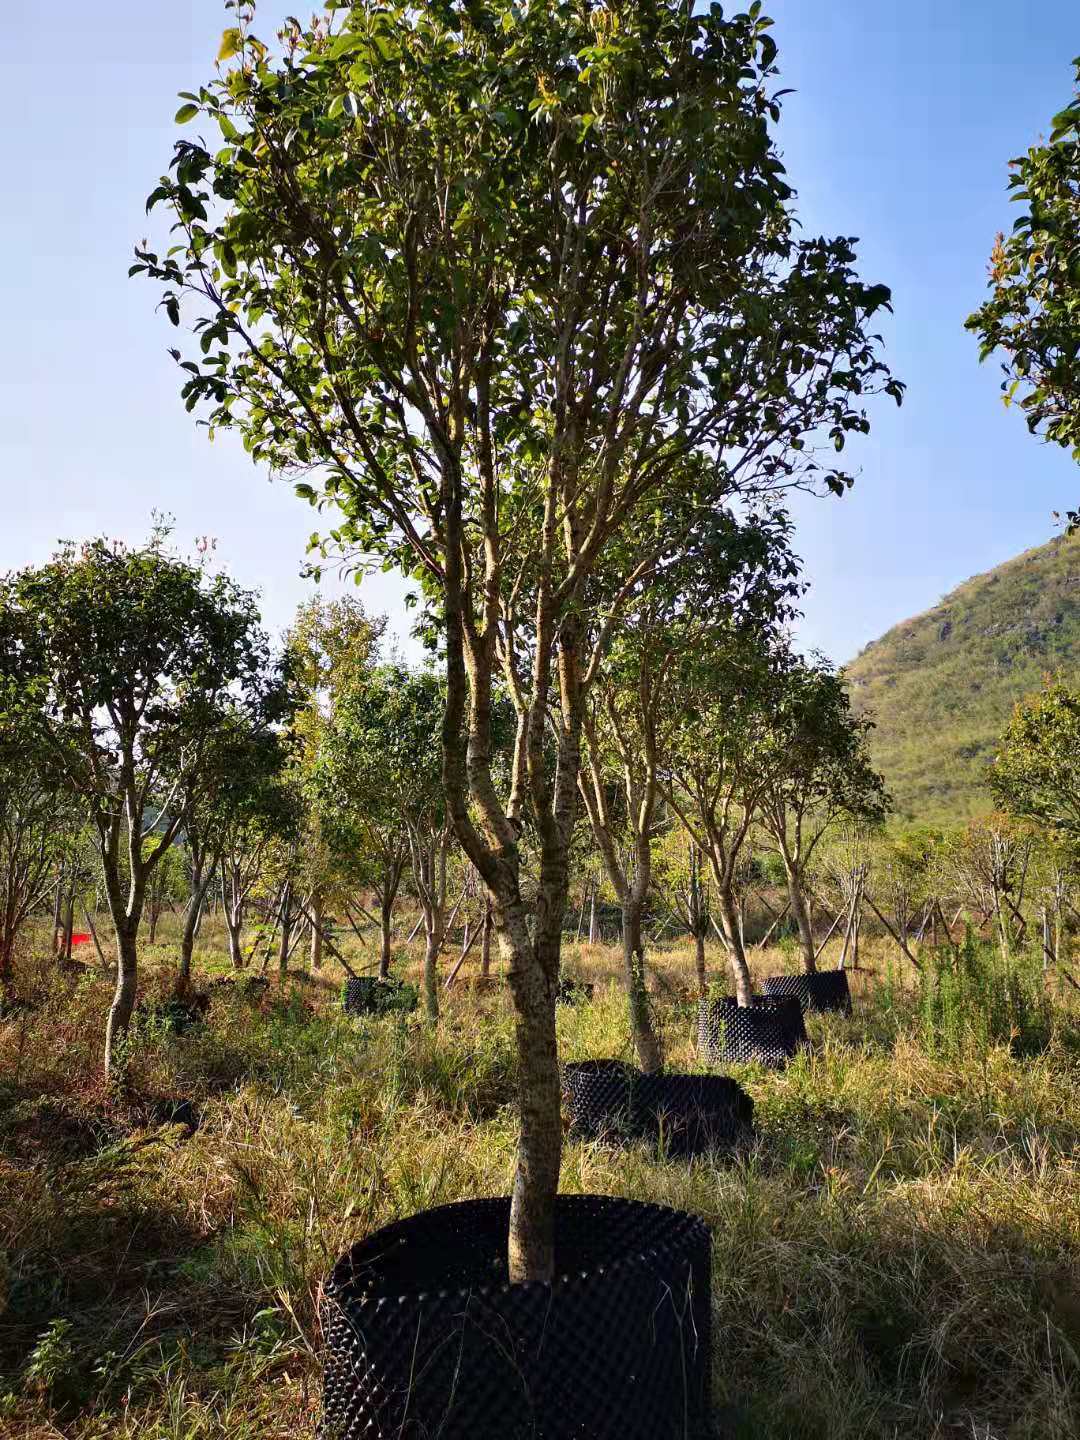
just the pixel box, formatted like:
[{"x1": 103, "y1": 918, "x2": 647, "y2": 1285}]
[
  {"x1": 654, "y1": 831, "x2": 714, "y2": 997},
  {"x1": 662, "y1": 631, "x2": 780, "y2": 1005},
  {"x1": 580, "y1": 501, "x2": 798, "y2": 1066},
  {"x1": 937, "y1": 815, "x2": 1034, "y2": 961},
  {"x1": 286, "y1": 596, "x2": 402, "y2": 972},
  {"x1": 0, "y1": 530, "x2": 271, "y2": 1069},
  {"x1": 868, "y1": 824, "x2": 942, "y2": 960},
  {"x1": 141, "y1": 0, "x2": 900, "y2": 1280},
  {"x1": 317, "y1": 663, "x2": 447, "y2": 1013},
  {"x1": 0, "y1": 702, "x2": 73, "y2": 991},
  {"x1": 967, "y1": 59, "x2": 1080, "y2": 491},
  {"x1": 218, "y1": 749, "x2": 300, "y2": 969},
  {"x1": 755, "y1": 653, "x2": 887, "y2": 973},
  {"x1": 177, "y1": 711, "x2": 294, "y2": 988},
  {"x1": 992, "y1": 680, "x2": 1080, "y2": 839}
]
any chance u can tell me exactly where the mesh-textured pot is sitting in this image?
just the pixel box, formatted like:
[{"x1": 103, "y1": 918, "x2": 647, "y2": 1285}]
[
  {"x1": 762, "y1": 969, "x2": 853, "y2": 1016},
  {"x1": 209, "y1": 974, "x2": 269, "y2": 1001},
  {"x1": 556, "y1": 978, "x2": 595, "y2": 1005},
  {"x1": 697, "y1": 994, "x2": 809, "y2": 1068},
  {"x1": 321, "y1": 1194, "x2": 711, "y2": 1440},
  {"x1": 138, "y1": 993, "x2": 210, "y2": 1035},
  {"x1": 563, "y1": 1062, "x2": 753, "y2": 1159},
  {"x1": 342, "y1": 976, "x2": 417, "y2": 1017},
  {"x1": 561, "y1": 1059, "x2": 637, "y2": 1141},
  {"x1": 633, "y1": 1072, "x2": 754, "y2": 1158}
]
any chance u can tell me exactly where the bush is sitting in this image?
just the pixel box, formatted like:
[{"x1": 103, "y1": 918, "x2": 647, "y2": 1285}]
[{"x1": 918, "y1": 929, "x2": 1052, "y2": 1059}]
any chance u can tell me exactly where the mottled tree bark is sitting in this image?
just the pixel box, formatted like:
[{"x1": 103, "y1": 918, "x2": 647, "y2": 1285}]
[
  {"x1": 785, "y1": 865, "x2": 817, "y2": 975},
  {"x1": 379, "y1": 892, "x2": 393, "y2": 978},
  {"x1": 714, "y1": 879, "x2": 754, "y2": 1007},
  {"x1": 622, "y1": 896, "x2": 662, "y2": 1073},
  {"x1": 104, "y1": 924, "x2": 139, "y2": 1074}
]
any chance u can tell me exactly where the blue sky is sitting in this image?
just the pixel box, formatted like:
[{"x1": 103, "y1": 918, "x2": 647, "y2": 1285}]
[{"x1": 2, "y1": 1, "x2": 1077, "y2": 659}]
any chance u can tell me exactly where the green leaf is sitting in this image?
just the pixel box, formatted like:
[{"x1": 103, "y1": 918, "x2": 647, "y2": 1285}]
[
  {"x1": 175, "y1": 103, "x2": 200, "y2": 124},
  {"x1": 218, "y1": 28, "x2": 242, "y2": 62}
]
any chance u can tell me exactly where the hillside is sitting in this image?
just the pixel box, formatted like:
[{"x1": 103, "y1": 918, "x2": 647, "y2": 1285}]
[{"x1": 845, "y1": 533, "x2": 1080, "y2": 823}]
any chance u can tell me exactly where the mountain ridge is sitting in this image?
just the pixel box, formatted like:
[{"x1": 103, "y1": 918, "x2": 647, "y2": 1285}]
[{"x1": 844, "y1": 532, "x2": 1080, "y2": 822}]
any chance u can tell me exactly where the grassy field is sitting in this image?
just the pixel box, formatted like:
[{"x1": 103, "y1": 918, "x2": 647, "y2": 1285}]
[{"x1": 2, "y1": 920, "x2": 1079, "y2": 1440}]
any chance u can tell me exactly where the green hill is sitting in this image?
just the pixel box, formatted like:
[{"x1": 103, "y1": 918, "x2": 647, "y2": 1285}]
[{"x1": 845, "y1": 533, "x2": 1080, "y2": 823}]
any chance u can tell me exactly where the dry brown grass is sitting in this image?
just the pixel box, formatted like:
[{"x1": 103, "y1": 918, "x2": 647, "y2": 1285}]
[{"x1": 1, "y1": 917, "x2": 1078, "y2": 1438}]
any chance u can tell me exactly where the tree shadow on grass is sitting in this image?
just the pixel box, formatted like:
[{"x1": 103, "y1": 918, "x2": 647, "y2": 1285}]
[
  {"x1": 708, "y1": 1210, "x2": 1080, "y2": 1440},
  {"x1": 0, "y1": 1125, "x2": 294, "y2": 1427}
]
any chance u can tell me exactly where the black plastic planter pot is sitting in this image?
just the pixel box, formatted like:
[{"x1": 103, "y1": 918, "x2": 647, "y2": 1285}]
[
  {"x1": 634, "y1": 1072, "x2": 754, "y2": 1158},
  {"x1": 321, "y1": 1194, "x2": 711, "y2": 1440},
  {"x1": 563, "y1": 1061, "x2": 754, "y2": 1158},
  {"x1": 209, "y1": 974, "x2": 269, "y2": 1001},
  {"x1": 342, "y1": 976, "x2": 417, "y2": 1018},
  {"x1": 561, "y1": 1059, "x2": 637, "y2": 1141},
  {"x1": 697, "y1": 994, "x2": 809, "y2": 1068},
  {"x1": 556, "y1": 977, "x2": 596, "y2": 1005},
  {"x1": 138, "y1": 993, "x2": 210, "y2": 1035},
  {"x1": 762, "y1": 969, "x2": 852, "y2": 1016}
]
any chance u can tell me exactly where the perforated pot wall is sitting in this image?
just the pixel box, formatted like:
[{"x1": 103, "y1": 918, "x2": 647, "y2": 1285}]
[
  {"x1": 342, "y1": 976, "x2": 417, "y2": 1017},
  {"x1": 697, "y1": 995, "x2": 809, "y2": 1068},
  {"x1": 762, "y1": 970, "x2": 852, "y2": 1015},
  {"x1": 561, "y1": 1059, "x2": 637, "y2": 1141},
  {"x1": 321, "y1": 1194, "x2": 711, "y2": 1440},
  {"x1": 137, "y1": 994, "x2": 210, "y2": 1035},
  {"x1": 562, "y1": 1061, "x2": 753, "y2": 1159},
  {"x1": 634, "y1": 1072, "x2": 754, "y2": 1158},
  {"x1": 556, "y1": 978, "x2": 596, "y2": 1005}
]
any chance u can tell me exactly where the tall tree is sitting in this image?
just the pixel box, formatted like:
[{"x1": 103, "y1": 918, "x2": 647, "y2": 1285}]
[
  {"x1": 663, "y1": 630, "x2": 780, "y2": 1005},
  {"x1": 992, "y1": 680, "x2": 1080, "y2": 840},
  {"x1": 0, "y1": 529, "x2": 271, "y2": 1070},
  {"x1": 218, "y1": 746, "x2": 301, "y2": 969},
  {"x1": 317, "y1": 663, "x2": 447, "y2": 1012},
  {"x1": 654, "y1": 830, "x2": 714, "y2": 998},
  {"x1": 755, "y1": 653, "x2": 887, "y2": 973},
  {"x1": 141, "y1": 0, "x2": 900, "y2": 1280},
  {"x1": 0, "y1": 696, "x2": 73, "y2": 992},
  {"x1": 286, "y1": 596, "x2": 397, "y2": 970},
  {"x1": 176, "y1": 710, "x2": 294, "y2": 989},
  {"x1": 580, "y1": 501, "x2": 798, "y2": 1066},
  {"x1": 967, "y1": 58, "x2": 1080, "y2": 501}
]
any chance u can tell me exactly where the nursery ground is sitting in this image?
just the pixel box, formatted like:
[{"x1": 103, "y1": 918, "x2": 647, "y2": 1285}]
[{"x1": 1, "y1": 923, "x2": 1079, "y2": 1440}]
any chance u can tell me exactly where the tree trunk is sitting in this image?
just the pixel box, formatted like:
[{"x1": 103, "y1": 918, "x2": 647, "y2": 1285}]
[
  {"x1": 310, "y1": 893, "x2": 324, "y2": 970},
  {"x1": 480, "y1": 901, "x2": 493, "y2": 979},
  {"x1": 52, "y1": 865, "x2": 64, "y2": 955},
  {"x1": 104, "y1": 925, "x2": 139, "y2": 1075},
  {"x1": 503, "y1": 896, "x2": 561, "y2": 1286},
  {"x1": 177, "y1": 863, "x2": 212, "y2": 995},
  {"x1": 422, "y1": 922, "x2": 440, "y2": 1022},
  {"x1": 277, "y1": 881, "x2": 293, "y2": 976},
  {"x1": 0, "y1": 933, "x2": 14, "y2": 992},
  {"x1": 623, "y1": 897, "x2": 661, "y2": 1073},
  {"x1": 224, "y1": 905, "x2": 244, "y2": 969},
  {"x1": 716, "y1": 883, "x2": 754, "y2": 1006},
  {"x1": 785, "y1": 865, "x2": 817, "y2": 975},
  {"x1": 177, "y1": 906, "x2": 197, "y2": 994},
  {"x1": 588, "y1": 884, "x2": 597, "y2": 944},
  {"x1": 62, "y1": 877, "x2": 75, "y2": 963},
  {"x1": 694, "y1": 927, "x2": 707, "y2": 998},
  {"x1": 379, "y1": 893, "x2": 393, "y2": 979}
]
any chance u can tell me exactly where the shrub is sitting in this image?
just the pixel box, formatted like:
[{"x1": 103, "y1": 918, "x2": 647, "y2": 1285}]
[{"x1": 918, "y1": 929, "x2": 1052, "y2": 1058}]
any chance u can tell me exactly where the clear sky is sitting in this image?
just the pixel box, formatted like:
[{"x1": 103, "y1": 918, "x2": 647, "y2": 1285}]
[{"x1": 3, "y1": 1, "x2": 1078, "y2": 660}]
